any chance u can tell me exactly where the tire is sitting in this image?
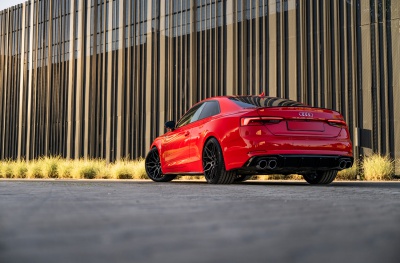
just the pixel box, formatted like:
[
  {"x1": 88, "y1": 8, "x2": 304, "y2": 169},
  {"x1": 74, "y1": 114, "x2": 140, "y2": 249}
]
[
  {"x1": 234, "y1": 175, "x2": 253, "y2": 183},
  {"x1": 302, "y1": 170, "x2": 338, "y2": 185},
  {"x1": 145, "y1": 147, "x2": 177, "y2": 182},
  {"x1": 202, "y1": 138, "x2": 235, "y2": 184}
]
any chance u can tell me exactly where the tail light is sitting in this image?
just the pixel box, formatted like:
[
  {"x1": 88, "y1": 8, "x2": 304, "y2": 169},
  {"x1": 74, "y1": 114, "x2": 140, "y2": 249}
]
[
  {"x1": 241, "y1": 117, "x2": 283, "y2": 126},
  {"x1": 327, "y1": 119, "x2": 347, "y2": 127}
]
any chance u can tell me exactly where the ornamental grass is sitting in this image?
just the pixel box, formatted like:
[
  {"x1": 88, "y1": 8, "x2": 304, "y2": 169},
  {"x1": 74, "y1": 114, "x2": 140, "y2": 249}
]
[
  {"x1": 0, "y1": 154, "x2": 398, "y2": 181},
  {"x1": 362, "y1": 155, "x2": 394, "y2": 181},
  {"x1": 336, "y1": 161, "x2": 358, "y2": 181}
]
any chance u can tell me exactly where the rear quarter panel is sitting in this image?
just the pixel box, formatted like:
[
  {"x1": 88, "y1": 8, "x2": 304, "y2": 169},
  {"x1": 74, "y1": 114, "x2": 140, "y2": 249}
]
[{"x1": 200, "y1": 113, "x2": 250, "y2": 171}]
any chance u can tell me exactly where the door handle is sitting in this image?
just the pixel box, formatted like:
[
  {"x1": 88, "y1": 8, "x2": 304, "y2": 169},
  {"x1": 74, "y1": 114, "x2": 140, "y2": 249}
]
[{"x1": 184, "y1": 131, "x2": 190, "y2": 136}]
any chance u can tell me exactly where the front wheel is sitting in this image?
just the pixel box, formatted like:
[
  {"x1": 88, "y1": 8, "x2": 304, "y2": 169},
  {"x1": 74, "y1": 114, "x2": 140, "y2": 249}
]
[
  {"x1": 302, "y1": 170, "x2": 338, "y2": 185},
  {"x1": 145, "y1": 148, "x2": 177, "y2": 182},
  {"x1": 202, "y1": 138, "x2": 235, "y2": 184}
]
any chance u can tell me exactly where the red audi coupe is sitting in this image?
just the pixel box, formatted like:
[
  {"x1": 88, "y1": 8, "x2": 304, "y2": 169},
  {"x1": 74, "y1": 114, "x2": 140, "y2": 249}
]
[{"x1": 145, "y1": 96, "x2": 353, "y2": 184}]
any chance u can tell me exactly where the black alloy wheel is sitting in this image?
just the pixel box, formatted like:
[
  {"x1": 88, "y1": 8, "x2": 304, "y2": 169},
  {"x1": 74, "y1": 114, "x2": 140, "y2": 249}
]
[
  {"x1": 202, "y1": 138, "x2": 235, "y2": 184},
  {"x1": 145, "y1": 147, "x2": 176, "y2": 182}
]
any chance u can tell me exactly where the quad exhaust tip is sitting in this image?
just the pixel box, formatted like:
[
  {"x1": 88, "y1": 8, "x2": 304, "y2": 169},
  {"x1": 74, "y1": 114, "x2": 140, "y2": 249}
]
[{"x1": 255, "y1": 157, "x2": 352, "y2": 170}]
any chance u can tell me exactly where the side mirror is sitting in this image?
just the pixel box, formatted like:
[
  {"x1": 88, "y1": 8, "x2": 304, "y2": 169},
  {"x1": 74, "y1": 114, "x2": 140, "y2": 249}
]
[{"x1": 165, "y1": 121, "x2": 176, "y2": 131}]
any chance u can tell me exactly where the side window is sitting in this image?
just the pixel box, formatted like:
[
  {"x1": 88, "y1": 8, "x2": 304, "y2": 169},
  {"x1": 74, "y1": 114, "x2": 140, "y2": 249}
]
[
  {"x1": 176, "y1": 103, "x2": 204, "y2": 128},
  {"x1": 190, "y1": 103, "x2": 207, "y2": 123},
  {"x1": 176, "y1": 101, "x2": 220, "y2": 128},
  {"x1": 198, "y1": 101, "x2": 220, "y2": 120}
]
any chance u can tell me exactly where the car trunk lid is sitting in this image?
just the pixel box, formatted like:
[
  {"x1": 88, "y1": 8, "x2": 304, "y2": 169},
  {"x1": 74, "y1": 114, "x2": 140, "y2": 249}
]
[{"x1": 256, "y1": 107, "x2": 345, "y2": 137}]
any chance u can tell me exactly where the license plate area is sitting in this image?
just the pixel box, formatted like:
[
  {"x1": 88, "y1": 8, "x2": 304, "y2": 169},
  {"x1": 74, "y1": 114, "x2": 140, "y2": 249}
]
[{"x1": 287, "y1": 121, "x2": 324, "y2": 132}]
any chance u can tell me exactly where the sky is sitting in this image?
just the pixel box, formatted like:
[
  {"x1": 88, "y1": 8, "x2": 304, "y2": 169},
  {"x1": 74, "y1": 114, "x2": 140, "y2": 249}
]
[{"x1": 0, "y1": 0, "x2": 26, "y2": 11}]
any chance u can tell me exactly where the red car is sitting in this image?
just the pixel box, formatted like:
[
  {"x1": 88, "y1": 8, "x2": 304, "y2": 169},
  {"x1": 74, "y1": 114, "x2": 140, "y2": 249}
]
[{"x1": 145, "y1": 95, "x2": 353, "y2": 184}]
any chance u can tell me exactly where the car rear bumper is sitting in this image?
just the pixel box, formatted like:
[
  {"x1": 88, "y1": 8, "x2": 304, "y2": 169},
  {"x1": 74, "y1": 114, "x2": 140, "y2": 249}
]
[{"x1": 236, "y1": 155, "x2": 354, "y2": 175}]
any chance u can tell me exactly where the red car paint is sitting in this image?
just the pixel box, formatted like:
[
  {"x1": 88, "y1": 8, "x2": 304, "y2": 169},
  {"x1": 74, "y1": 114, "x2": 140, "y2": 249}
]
[{"x1": 149, "y1": 96, "x2": 353, "y2": 176}]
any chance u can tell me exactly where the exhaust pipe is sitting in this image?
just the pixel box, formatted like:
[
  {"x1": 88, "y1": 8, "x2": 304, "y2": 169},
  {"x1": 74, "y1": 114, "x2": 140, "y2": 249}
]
[
  {"x1": 257, "y1": 160, "x2": 268, "y2": 170},
  {"x1": 338, "y1": 160, "x2": 347, "y2": 170},
  {"x1": 257, "y1": 159, "x2": 278, "y2": 170},
  {"x1": 267, "y1": 159, "x2": 278, "y2": 170},
  {"x1": 345, "y1": 161, "x2": 352, "y2": 169}
]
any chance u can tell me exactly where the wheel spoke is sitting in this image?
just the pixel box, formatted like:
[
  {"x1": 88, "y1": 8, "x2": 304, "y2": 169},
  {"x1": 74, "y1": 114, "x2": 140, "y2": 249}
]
[
  {"x1": 204, "y1": 146, "x2": 214, "y2": 160},
  {"x1": 203, "y1": 141, "x2": 218, "y2": 180}
]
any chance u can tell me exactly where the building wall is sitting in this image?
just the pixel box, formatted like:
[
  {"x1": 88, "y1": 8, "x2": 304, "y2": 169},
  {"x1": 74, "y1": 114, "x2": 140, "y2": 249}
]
[{"x1": 0, "y1": 0, "x2": 399, "y2": 164}]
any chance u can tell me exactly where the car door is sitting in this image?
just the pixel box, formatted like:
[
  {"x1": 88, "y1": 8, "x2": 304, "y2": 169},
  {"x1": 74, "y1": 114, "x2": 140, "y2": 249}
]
[
  {"x1": 162, "y1": 103, "x2": 205, "y2": 173},
  {"x1": 187, "y1": 101, "x2": 221, "y2": 172}
]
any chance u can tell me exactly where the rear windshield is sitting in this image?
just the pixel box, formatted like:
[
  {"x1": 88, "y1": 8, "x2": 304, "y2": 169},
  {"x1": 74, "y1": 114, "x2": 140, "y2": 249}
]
[{"x1": 229, "y1": 96, "x2": 306, "y2": 108}]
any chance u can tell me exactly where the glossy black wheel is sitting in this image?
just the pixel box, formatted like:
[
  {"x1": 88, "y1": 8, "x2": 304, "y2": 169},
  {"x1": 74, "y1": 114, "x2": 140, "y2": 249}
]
[
  {"x1": 145, "y1": 147, "x2": 176, "y2": 182},
  {"x1": 303, "y1": 170, "x2": 338, "y2": 185},
  {"x1": 202, "y1": 138, "x2": 235, "y2": 184}
]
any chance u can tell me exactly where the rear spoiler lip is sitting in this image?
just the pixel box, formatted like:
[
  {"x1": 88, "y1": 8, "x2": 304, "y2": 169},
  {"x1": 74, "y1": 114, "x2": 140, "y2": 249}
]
[{"x1": 255, "y1": 107, "x2": 345, "y2": 121}]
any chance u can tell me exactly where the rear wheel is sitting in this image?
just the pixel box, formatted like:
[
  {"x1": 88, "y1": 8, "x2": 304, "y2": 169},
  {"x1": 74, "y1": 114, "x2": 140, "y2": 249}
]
[
  {"x1": 202, "y1": 138, "x2": 235, "y2": 184},
  {"x1": 145, "y1": 148, "x2": 177, "y2": 182},
  {"x1": 303, "y1": 170, "x2": 338, "y2": 185}
]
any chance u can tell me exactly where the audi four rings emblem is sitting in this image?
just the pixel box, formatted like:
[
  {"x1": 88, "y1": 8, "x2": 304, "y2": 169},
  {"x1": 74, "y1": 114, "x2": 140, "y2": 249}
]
[{"x1": 299, "y1": 112, "x2": 313, "y2": 117}]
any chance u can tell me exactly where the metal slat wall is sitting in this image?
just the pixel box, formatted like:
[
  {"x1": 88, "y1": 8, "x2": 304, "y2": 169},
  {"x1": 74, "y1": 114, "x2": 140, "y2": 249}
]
[{"x1": 0, "y1": 0, "x2": 399, "y2": 165}]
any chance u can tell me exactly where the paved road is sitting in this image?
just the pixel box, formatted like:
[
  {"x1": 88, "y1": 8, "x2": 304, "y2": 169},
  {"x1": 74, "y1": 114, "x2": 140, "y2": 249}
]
[{"x1": 0, "y1": 180, "x2": 399, "y2": 263}]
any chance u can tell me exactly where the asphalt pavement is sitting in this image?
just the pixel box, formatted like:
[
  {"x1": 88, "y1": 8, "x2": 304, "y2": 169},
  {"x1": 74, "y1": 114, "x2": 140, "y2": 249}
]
[{"x1": 0, "y1": 179, "x2": 399, "y2": 263}]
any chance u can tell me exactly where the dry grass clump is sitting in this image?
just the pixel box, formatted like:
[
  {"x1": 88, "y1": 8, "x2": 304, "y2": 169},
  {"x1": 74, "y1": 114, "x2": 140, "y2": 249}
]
[
  {"x1": 251, "y1": 174, "x2": 303, "y2": 180},
  {"x1": 337, "y1": 162, "x2": 358, "y2": 180},
  {"x1": 27, "y1": 160, "x2": 44, "y2": 178},
  {"x1": 111, "y1": 159, "x2": 135, "y2": 179},
  {"x1": 41, "y1": 156, "x2": 60, "y2": 178},
  {"x1": 57, "y1": 159, "x2": 75, "y2": 178},
  {"x1": 362, "y1": 155, "x2": 394, "y2": 181},
  {"x1": 131, "y1": 158, "x2": 147, "y2": 179},
  {"x1": 179, "y1": 175, "x2": 203, "y2": 180},
  {"x1": 26, "y1": 157, "x2": 60, "y2": 179},
  {"x1": 13, "y1": 161, "x2": 28, "y2": 178},
  {"x1": 0, "y1": 160, "x2": 14, "y2": 178},
  {"x1": 0, "y1": 157, "x2": 144, "y2": 180},
  {"x1": 89, "y1": 159, "x2": 111, "y2": 179},
  {"x1": 107, "y1": 158, "x2": 146, "y2": 179},
  {"x1": 2, "y1": 154, "x2": 395, "y2": 181},
  {"x1": 70, "y1": 159, "x2": 107, "y2": 179}
]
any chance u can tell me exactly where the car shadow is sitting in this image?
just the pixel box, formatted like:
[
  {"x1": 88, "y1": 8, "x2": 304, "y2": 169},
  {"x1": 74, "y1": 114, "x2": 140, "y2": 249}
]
[{"x1": 171, "y1": 179, "x2": 400, "y2": 189}]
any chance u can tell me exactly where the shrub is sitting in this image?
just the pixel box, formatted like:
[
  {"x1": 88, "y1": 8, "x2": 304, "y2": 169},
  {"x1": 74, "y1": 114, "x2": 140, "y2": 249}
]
[
  {"x1": 71, "y1": 160, "x2": 101, "y2": 179},
  {"x1": 362, "y1": 154, "x2": 394, "y2": 181},
  {"x1": 131, "y1": 158, "x2": 147, "y2": 179},
  {"x1": 0, "y1": 162, "x2": 5, "y2": 178},
  {"x1": 111, "y1": 160, "x2": 134, "y2": 179},
  {"x1": 27, "y1": 161, "x2": 44, "y2": 178},
  {"x1": 57, "y1": 159, "x2": 74, "y2": 178},
  {"x1": 337, "y1": 161, "x2": 358, "y2": 180},
  {"x1": 41, "y1": 156, "x2": 60, "y2": 178},
  {"x1": 95, "y1": 161, "x2": 111, "y2": 179},
  {"x1": 0, "y1": 161, "x2": 14, "y2": 178},
  {"x1": 13, "y1": 161, "x2": 28, "y2": 178}
]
